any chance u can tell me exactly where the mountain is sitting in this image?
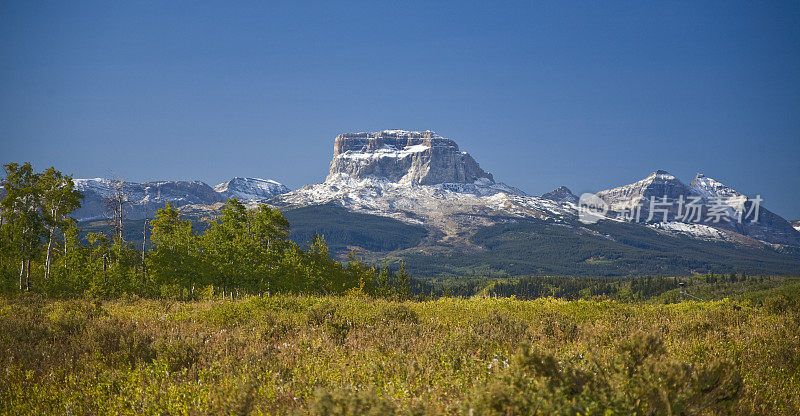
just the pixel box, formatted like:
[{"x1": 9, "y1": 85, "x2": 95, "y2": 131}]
[
  {"x1": 7, "y1": 129, "x2": 798, "y2": 277},
  {"x1": 277, "y1": 131, "x2": 800, "y2": 250},
  {"x1": 594, "y1": 170, "x2": 691, "y2": 212},
  {"x1": 267, "y1": 130, "x2": 800, "y2": 277},
  {"x1": 541, "y1": 186, "x2": 579, "y2": 204},
  {"x1": 273, "y1": 130, "x2": 563, "y2": 246},
  {"x1": 587, "y1": 171, "x2": 800, "y2": 246},
  {"x1": 327, "y1": 130, "x2": 495, "y2": 185},
  {"x1": 213, "y1": 177, "x2": 290, "y2": 201},
  {"x1": 793, "y1": 220, "x2": 800, "y2": 232},
  {"x1": 71, "y1": 177, "x2": 288, "y2": 221}
]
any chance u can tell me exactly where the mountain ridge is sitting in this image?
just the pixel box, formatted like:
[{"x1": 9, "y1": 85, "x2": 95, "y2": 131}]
[
  {"x1": 70, "y1": 177, "x2": 289, "y2": 221},
  {"x1": 7, "y1": 129, "x2": 798, "y2": 277}
]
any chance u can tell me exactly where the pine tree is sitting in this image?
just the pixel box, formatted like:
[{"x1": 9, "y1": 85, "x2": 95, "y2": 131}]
[{"x1": 396, "y1": 261, "x2": 411, "y2": 301}]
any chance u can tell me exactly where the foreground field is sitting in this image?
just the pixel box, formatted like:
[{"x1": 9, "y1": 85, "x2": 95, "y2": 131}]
[{"x1": 1, "y1": 294, "x2": 798, "y2": 415}]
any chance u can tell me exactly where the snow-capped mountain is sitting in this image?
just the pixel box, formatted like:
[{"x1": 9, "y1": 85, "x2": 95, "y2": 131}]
[
  {"x1": 272, "y1": 130, "x2": 572, "y2": 243},
  {"x1": 4, "y1": 129, "x2": 800, "y2": 275},
  {"x1": 7, "y1": 129, "x2": 798, "y2": 255},
  {"x1": 327, "y1": 130, "x2": 496, "y2": 185},
  {"x1": 540, "y1": 186, "x2": 579, "y2": 204},
  {"x1": 272, "y1": 130, "x2": 800, "y2": 248},
  {"x1": 71, "y1": 177, "x2": 289, "y2": 221},
  {"x1": 689, "y1": 173, "x2": 742, "y2": 200},
  {"x1": 590, "y1": 171, "x2": 800, "y2": 246},
  {"x1": 594, "y1": 170, "x2": 691, "y2": 212},
  {"x1": 214, "y1": 177, "x2": 290, "y2": 201}
]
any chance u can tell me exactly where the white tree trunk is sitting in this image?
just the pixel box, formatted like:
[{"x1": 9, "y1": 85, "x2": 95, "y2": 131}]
[{"x1": 45, "y1": 227, "x2": 54, "y2": 280}]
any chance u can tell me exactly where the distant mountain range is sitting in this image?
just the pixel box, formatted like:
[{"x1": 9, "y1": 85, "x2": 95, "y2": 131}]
[
  {"x1": 70, "y1": 177, "x2": 289, "y2": 221},
  {"x1": 17, "y1": 129, "x2": 799, "y2": 277}
]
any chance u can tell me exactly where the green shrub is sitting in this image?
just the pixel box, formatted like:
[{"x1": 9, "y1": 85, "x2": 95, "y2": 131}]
[
  {"x1": 153, "y1": 335, "x2": 201, "y2": 372},
  {"x1": 307, "y1": 301, "x2": 338, "y2": 326},
  {"x1": 473, "y1": 310, "x2": 528, "y2": 344},
  {"x1": 467, "y1": 332, "x2": 742, "y2": 415},
  {"x1": 309, "y1": 387, "x2": 397, "y2": 416},
  {"x1": 375, "y1": 304, "x2": 419, "y2": 325}
]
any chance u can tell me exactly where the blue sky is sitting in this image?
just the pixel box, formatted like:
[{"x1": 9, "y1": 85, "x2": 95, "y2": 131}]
[{"x1": 2, "y1": 1, "x2": 799, "y2": 218}]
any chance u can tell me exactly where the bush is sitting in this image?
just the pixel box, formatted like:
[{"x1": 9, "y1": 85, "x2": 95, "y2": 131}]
[
  {"x1": 309, "y1": 387, "x2": 397, "y2": 416},
  {"x1": 473, "y1": 310, "x2": 528, "y2": 344},
  {"x1": 467, "y1": 332, "x2": 742, "y2": 415},
  {"x1": 153, "y1": 335, "x2": 201, "y2": 372},
  {"x1": 307, "y1": 301, "x2": 338, "y2": 326},
  {"x1": 85, "y1": 317, "x2": 156, "y2": 368},
  {"x1": 375, "y1": 304, "x2": 419, "y2": 325}
]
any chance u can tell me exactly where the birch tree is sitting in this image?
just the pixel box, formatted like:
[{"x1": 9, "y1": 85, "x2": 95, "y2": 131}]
[{"x1": 38, "y1": 167, "x2": 83, "y2": 281}]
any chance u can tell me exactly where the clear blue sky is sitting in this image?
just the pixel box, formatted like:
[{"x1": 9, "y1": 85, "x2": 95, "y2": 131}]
[{"x1": 2, "y1": 1, "x2": 799, "y2": 218}]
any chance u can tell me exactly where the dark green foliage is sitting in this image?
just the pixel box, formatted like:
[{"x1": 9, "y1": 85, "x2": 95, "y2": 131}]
[
  {"x1": 283, "y1": 203, "x2": 428, "y2": 254},
  {"x1": 489, "y1": 275, "x2": 679, "y2": 300},
  {"x1": 401, "y1": 219, "x2": 800, "y2": 278}
]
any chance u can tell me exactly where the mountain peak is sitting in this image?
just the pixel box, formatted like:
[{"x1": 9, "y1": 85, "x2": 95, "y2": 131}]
[
  {"x1": 596, "y1": 171, "x2": 689, "y2": 210},
  {"x1": 214, "y1": 177, "x2": 290, "y2": 200},
  {"x1": 689, "y1": 174, "x2": 741, "y2": 200},
  {"x1": 648, "y1": 170, "x2": 675, "y2": 179},
  {"x1": 326, "y1": 130, "x2": 494, "y2": 186},
  {"x1": 541, "y1": 186, "x2": 578, "y2": 204}
]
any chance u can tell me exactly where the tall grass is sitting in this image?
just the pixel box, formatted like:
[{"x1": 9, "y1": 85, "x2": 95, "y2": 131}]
[{"x1": 1, "y1": 294, "x2": 798, "y2": 415}]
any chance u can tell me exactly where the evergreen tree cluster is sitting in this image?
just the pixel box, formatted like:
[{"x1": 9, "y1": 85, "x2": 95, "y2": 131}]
[{"x1": 488, "y1": 275, "x2": 680, "y2": 301}]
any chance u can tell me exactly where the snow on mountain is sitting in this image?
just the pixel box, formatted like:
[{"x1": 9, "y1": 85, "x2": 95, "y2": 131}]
[
  {"x1": 11, "y1": 129, "x2": 798, "y2": 249},
  {"x1": 327, "y1": 130, "x2": 495, "y2": 185},
  {"x1": 274, "y1": 131, "x2": 800, "y2": 248},
  {"x1": 275, "y1": 175, "x2": 574, "y2": 242},
  {"x1": 689, "y1": 173, "x2": 743, "y2": 200},
  {"x1": 72, "y1": 179, "x2": 226, "y2": 221},
  {"x1": 590, "y1": 171, "x2": 800, "y2": 246},
  {"x1": 595, "y1": 170, "x2": 691, "y2": 211},
  {"x1": 541, "y1": 186, "x2": 579, "y2": 204},
  {"x1": 70, "y1": 177, "x2": 288, "y2": 221},
  {"x1": 214, "y1": 177, "x2": 290, "y2": 201},
  {"x1": 272, "y1": 131, "x2": 572, "y2": 242},
  {"x1": 648, "y1": 221, "x2": 730, "y2": 241}
]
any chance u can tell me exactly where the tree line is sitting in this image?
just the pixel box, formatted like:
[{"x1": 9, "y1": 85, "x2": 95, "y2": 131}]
[{"x1": 0, "y1": 162, "x2": 411, "y2": 299}]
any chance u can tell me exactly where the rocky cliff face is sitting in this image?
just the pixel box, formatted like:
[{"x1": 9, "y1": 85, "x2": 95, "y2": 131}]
[{"x1": 326, "y1": 130, "x2": 494, "y2": 186}]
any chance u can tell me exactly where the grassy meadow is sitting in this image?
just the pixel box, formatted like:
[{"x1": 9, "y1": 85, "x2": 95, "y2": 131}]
[{"x1": 2, "y1": 287, "x2": 799, "y2": 415}]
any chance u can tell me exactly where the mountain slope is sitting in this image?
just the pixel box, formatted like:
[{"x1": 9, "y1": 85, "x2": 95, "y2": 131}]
[{"x1": 214, "y1": 177, "x2": 290, "y2": 201}]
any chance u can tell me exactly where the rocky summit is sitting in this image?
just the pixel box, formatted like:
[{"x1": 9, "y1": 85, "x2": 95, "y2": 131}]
[
  {"x1": 541, "y1": 186, "x2": 579, "y2": 204},
  {"x1": 326, "y1": 130, "x2": 494, "y2": 185}
]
